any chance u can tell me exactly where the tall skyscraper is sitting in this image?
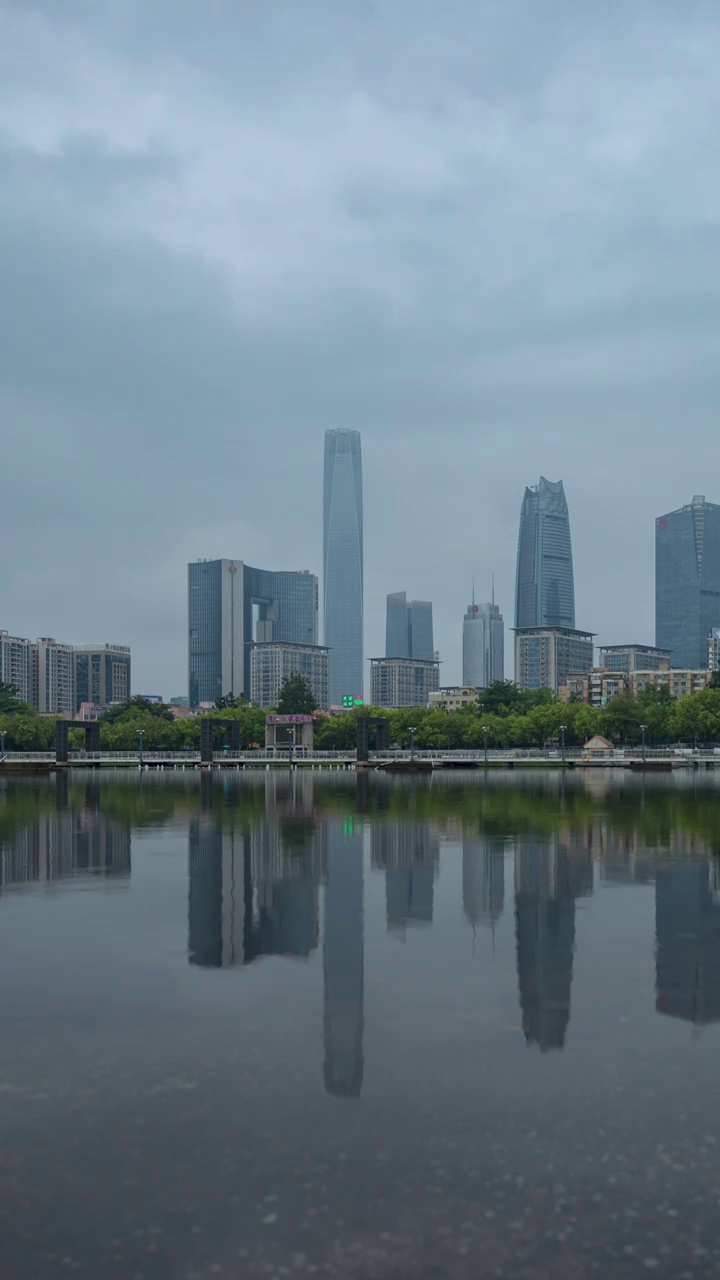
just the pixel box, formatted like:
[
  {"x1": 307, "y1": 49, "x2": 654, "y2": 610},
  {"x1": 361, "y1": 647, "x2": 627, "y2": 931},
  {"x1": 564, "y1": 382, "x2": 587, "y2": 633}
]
[
  {"x1": 462, "y1": 585, "x2": 504, "y2": 688},
  {"x1": 188, "y1": 559, "x2": 318, "y2": 707},
  {"x1": 656, "y1": 495, "x2": 720, "y2": 669},
  {"x1": 385, "y1": 591, "x2": 434, "y2": 660},
  {"x1": 515, "y1": 478, "x2": 575, "y2": 630},
  {"x1": 323, "y1": 430, "x2": 364, "y2": 704}
]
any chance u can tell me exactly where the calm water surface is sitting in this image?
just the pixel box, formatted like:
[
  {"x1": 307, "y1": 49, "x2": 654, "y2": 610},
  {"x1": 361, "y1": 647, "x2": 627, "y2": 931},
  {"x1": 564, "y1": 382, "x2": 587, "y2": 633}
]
[{"x1": 2, "y1": 769, "x2": 720, "y2": 1279}]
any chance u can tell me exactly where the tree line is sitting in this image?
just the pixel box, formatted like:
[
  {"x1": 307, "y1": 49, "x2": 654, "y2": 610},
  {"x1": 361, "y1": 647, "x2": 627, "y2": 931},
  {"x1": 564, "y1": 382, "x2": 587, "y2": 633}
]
[{"x1": 1, "y1": 675, "x2": 720, "y2": 752}]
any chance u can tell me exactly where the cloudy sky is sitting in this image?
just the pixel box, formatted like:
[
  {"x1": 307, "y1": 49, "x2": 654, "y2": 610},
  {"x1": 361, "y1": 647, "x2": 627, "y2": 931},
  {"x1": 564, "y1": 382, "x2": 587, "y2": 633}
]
[{"x1": 2, "y1": 0, "x2": 720, "y2": 696}]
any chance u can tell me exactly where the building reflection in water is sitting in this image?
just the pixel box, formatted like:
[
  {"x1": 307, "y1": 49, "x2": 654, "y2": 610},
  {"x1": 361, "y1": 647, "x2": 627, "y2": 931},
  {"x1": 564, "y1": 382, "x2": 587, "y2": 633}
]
[
  {"x1": 514, "y1": 833, "x2": 592, "y2": 1053},
  {"x1": 0, "y1": 774, "x2": 131, "y2": 891},
  {"x1": 655, "y1": 858, "x2": 720, "y2": 1026},
  {"x1": 188, "y1": 774, "x2": 325, "y2": 968},
  {"x1": 371, "y1": 821, "x2": 439, "y2": 936},
  {"x1": 462, "y1": 833, "x2": 505, "y2": 935},
  {"x1": 323, "y1": 816, "x2": 364, "y2": 1098}
]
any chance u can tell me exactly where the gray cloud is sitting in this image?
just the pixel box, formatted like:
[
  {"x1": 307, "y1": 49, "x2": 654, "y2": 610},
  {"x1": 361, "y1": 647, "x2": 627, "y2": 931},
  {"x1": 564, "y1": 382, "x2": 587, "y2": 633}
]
[{"x1": 2, "y1": 0, "x2": 720, "y2": 693}]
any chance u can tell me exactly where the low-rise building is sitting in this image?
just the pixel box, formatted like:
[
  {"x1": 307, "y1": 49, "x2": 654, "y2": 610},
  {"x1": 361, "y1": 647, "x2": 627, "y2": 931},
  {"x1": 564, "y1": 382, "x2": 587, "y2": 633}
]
[
  {"x1": 370, "y1": 657, "x2": 440, "y2": 709},
  {"x1": 630, "y1": 669, "x2": 710, "y2": 699},
  {"x1": 515, "y1": 627, "x2": 594, "y2": 694},
  {"x1": 428, "y1": 686, "x2": 479, "y2": 712},
  {"x1": 250, "y1": 642, "x2": 329, "y2": 710},
  {"x1": 559, "y1": 669, "x2": 627, "y2": 706}
]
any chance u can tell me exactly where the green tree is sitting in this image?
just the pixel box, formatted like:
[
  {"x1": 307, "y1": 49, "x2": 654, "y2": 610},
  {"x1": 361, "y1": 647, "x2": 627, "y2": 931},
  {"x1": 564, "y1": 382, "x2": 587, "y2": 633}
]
[
  {"x1": 102, "y1": 696, "x2": 173, "y2": 723},
  {"x1": 275, "y1": 676, "x2": 318, "y2": 715},
  {"x1": 0, "y1": 681, "x2": 32, "y2": 715},
  {"x1": 709, "y1": 669, "x2": 720, "y2": 690},
  {"x1": 476, "y1": 681, "x2": 524, "y2": 717},
  {"x1": 215, "y1": 692, "x2": 248, "y2": 710}
]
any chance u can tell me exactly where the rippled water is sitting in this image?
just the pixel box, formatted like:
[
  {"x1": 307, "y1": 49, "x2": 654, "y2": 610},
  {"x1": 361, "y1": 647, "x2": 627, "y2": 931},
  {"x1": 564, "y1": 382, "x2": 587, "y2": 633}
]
[{"x1": 2, "y1": 769, "x2": 720, "y2": 1279}]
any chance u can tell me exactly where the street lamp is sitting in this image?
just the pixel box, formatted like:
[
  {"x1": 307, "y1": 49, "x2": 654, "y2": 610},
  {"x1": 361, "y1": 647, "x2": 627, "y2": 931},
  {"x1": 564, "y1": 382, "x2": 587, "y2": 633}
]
[
  {"x1": 138, "y1": 729, "x2": 144, "y2": 769},
  {"x1": 0, "y1": 731, "x2": 5, "y2": 758},
  {"x1": 640, "y1": 723, "x2": 647, "y2": 764},
  {"x1": 409, "y1": 726, "x2": 417, "y2": 761},
  {"x1": 482, "y1": 725, "x2": 489, "y2": 765},
  {"x1": 560, "y1": 724, "x2": 566, "y2": 764}
]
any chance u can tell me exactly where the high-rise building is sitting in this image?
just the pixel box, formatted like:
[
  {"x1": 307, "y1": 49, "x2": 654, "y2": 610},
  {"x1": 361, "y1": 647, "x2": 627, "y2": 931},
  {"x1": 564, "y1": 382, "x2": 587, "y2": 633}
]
[
  {"x1": 74, "y1": 643, "x2": 131, "y2": 711},
  {"x1": 35, "y1": 638, "x2": 74, "y2": 715},
  {"x1": 323, "y1": 429, "x2": 364, "y2": 704},
  {"x1": 250, "y1": 641, "x2": 329, "y2": 709},
  {"x1": 370, "y1": 656, "x2": 440, "y2": 708},
  {"x1": 515, "y1": 478, "x2": 575, "y2": 630},
  {"x1": 710, "y1": 628, "x2": 720, "y2": 671},
  {"x1": 188, "y1": 560, "x2": 318, "y2": 707},
  {"x1": 371, "y1": 822, "x2": 439, "y2": 936},
  {"x1": 0, "y1": 632, "x2": 33, "y2": 705},
  {"x1": 462, "y1": 587, "x2": 504, "y2": 688},
  {"x1": 385, "y1": 591, "x2": 434, "y2": 661},
  {"x1": 656, "y1": 495, "x2": 720, "y2": 669},
  {"x1": 514, "y1": 627, "x2": 594, "y2": 693}
]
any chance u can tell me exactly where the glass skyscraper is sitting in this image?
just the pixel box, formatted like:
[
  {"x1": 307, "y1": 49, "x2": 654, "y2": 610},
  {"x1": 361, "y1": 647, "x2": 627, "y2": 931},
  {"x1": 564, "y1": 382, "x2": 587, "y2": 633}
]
[
  {"x1": 323, "y1": 429, "x2": 364, "y2": 704},
  {"x1": 462, "y1": 591, "x2": 504, "y2": 687},
  {"x1": 385, "y1": 591, "x2": 434, "y2": 660},
  {"x1": 515, "y1": 478, "x2": 575, "y2": 629},
  {"x1": 188, "y1": 559, "x2": 318, "y2": 707},
  {"x1": 656, "y1": 495, "x2": 720, "y2": 669}
]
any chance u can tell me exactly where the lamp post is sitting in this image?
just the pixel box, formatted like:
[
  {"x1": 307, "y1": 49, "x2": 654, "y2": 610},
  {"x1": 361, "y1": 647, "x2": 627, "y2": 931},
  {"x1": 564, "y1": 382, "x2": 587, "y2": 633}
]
[
  {"x1": 482, "y1": 725, "x2": 489, "y2": 765},
  {"x1": 409, "y1": 726, "x2": 416, "y2": 762},
  {"x1": 640, "y1": 723, "x2": 647, "y2": 765},
  {"x1": 0, "y1": 731, "x2": 5, "y2": 759},
  {"x1": 560, "y1": 724, "x2": 566, "y2": 764},
  {"x1": 138, "y1": 729, "x2": 144, "y2": 769}
]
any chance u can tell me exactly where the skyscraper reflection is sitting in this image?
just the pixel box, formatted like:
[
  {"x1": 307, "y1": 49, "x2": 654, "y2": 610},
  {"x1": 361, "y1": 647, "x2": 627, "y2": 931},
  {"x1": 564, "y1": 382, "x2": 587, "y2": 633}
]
[
  {"x1": 188, "y1": 775, "x2": 324, "y2": 968},
  {"x1": 462, "y1": 834, "x2": 505, "y2": 932},
  {"x1": 371, "y1": 821, "x2": 439, "y2": 936},
  {"x1": 323, "y1": 817, "x2": 364, "y2": 1098},
  {"x1": 514, "y1": 833, "x2": 591, "y2": 1052},
  {"x1": 0, "y1": 778, "x2": 131, "y2": 891},
  {"x1": 655, "y1": 859, "x2": 720, "y2": 1025}
]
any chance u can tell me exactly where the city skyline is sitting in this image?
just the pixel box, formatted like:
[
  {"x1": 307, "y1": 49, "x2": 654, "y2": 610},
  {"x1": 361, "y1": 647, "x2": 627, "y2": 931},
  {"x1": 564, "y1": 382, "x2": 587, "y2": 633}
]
[{"x1": 4, "y1": 7, "x2": 720, "y2": 696}]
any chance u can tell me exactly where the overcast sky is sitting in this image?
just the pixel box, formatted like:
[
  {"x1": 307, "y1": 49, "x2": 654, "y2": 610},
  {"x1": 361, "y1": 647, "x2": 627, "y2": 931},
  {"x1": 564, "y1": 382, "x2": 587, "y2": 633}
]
[{"x1": 2, "y1": 0, "x2": 720, "y2": 696}]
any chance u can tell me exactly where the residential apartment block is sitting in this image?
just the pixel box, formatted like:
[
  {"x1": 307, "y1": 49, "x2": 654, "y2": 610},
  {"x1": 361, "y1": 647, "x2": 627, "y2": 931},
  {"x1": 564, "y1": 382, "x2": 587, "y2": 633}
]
[
  {"x1": 0, "y1": 630, "x2": 131, "y2": 714},
  {"x1": 514, "y1": 627, "x2": 594, "y2": 694},
  {"x1": 598, "y1": 644, "x2": 671, "y2": 676},
  {"x1": 428, "y1": 686, "x2": 480, "y2": 712},
  {"x1": 370, "y1": 657, "x2": 440, "y2": 709},
  {"x1": 250, "y1": 642, "x2": 329, "y2": 710}
]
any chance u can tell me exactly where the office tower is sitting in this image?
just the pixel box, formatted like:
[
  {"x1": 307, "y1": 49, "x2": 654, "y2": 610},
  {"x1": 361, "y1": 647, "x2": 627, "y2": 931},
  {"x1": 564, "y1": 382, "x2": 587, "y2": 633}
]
[
  {"x1": 34, "y1": 638, "x2": 74, "y2": 714},
  {"x1": 514, "y1": 627, "x2": 594, "y2": 693},
  {"x1": 515, "y1": 477, "x2": 575, "y2": 630},
  {"x1": 0, "y1": 631, "x2": 33, "y2": 705},
  {"x1": 462, "y1": 587, "x2": 504, "y2": 688},
  {"x1": 385, "y1": 592, "x2": 434, "y2": 661},
  {"x1": 370, "y1": 656, "x2": 440, "y2": 708},
  {"x1": 250, "y1": 642, "x2": 329, "y2": 709},
  {"x1": 323, "y1": 819, "x2": 364, "y2": 1098},
  {"x1": 323, "y1": 429, "x2": 364, "y2": 704},
  {"x1": 656, "y1": 495, "x2": 720, "y2": 669},
  {"x1": 188, "y1": 560, "x2": 318, "y2": 707},
  {"x1": 655, "y1": 860, "x2": 720, "y2": 1025},
  {"x1": 74, "y1": 643, "x2": 131, "y2": 711}
]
